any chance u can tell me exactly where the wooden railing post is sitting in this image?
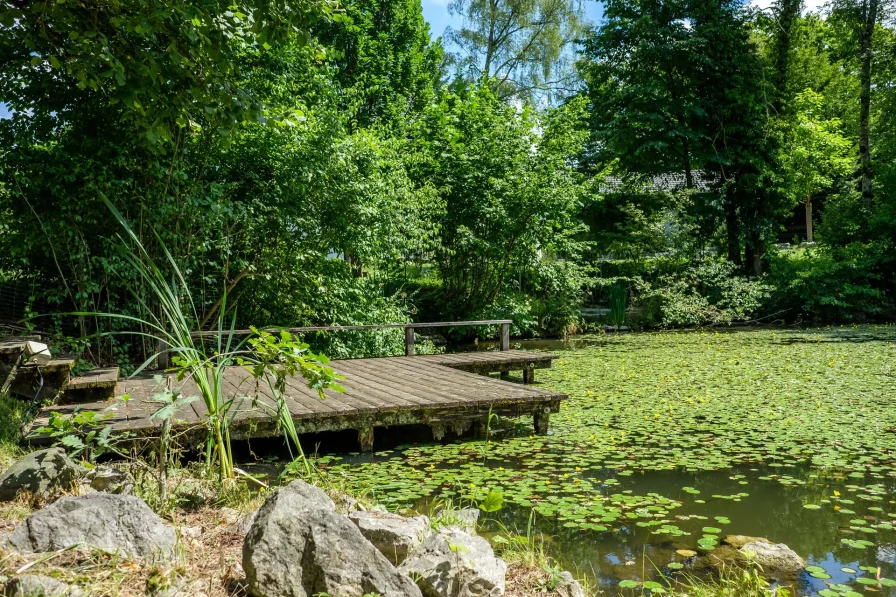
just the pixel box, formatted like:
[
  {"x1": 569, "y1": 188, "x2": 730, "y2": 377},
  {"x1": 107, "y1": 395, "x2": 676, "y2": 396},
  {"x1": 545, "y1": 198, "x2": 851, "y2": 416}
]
[
  {"x1": 500, "y1": 322, "x2": 510, "y2": 351},
  {"x1": 405, "y1": 326, "x2": 415, "y2": 356}
]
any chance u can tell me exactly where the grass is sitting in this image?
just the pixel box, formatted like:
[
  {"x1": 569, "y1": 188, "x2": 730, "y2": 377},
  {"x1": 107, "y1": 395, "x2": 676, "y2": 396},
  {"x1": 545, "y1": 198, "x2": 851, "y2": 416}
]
[
  {"x1": 657, "y1": 565, "x2": 787, "y2": 597},
  {"x1": 0, "y1": 391, "x2": 25, "y2": 469}
]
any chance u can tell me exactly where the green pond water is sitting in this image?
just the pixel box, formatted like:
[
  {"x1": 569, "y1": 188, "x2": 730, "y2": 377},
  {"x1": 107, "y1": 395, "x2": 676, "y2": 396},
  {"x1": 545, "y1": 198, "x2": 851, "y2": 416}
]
[{"x1": 286, "y1": 326, "x2": 896, "y2": 596}]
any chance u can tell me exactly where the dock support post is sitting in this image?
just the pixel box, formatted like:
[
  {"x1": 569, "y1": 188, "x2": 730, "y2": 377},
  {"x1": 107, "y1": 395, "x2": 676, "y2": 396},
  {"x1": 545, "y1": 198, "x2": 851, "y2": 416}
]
[
  {"x1": 523, "y1": 368, "x2": 534, "y2": 384},
  {"x1": 534, "y1": 407, "x2": 550, "y2": 435},
  {"x1": 358, "y1": 426, "x2": 375, "y2": 452},
  {"x1": 405, "y1": 326, "x2": 415, "y2": 356},
  {"x1": 157, "y1": 337, "x2": 169, "y2": 370},
  {"x1": 500, "y1": 323, "x2": 510, "y2": 351},
  {"x1": 500, "y1": 371, "x2": 510, "y2": 380}
]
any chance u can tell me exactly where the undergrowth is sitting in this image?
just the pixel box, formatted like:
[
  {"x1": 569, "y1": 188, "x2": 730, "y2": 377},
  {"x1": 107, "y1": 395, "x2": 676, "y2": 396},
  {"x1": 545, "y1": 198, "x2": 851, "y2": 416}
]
[{"x1": 0, "y1": 391, "x2": 25, "y2": 469}]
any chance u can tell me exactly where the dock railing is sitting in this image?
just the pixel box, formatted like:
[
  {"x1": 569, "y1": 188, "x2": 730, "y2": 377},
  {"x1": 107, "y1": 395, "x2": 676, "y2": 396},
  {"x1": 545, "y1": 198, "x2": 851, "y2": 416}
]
[{"x1": 189, "y1": 320, "x2": 513, "y2": 356}]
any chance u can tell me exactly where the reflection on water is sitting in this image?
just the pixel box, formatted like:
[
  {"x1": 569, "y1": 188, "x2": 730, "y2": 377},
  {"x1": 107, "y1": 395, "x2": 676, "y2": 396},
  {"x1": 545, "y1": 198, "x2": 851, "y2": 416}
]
[
  {"x1": 244, "y1": 448, "x2": 896, "y2": 596},
  {"x1": 238, "y1": 326, "x2": 896, "y2": 596}
]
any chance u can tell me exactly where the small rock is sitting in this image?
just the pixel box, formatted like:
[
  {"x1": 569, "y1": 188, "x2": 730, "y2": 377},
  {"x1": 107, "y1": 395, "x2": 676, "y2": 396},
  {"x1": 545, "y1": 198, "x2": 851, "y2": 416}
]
[
  {"x1": 0, "y1": 448, "x2": 85, "y2": 501},
  {"x1": 5, "y1": 574, "x2": 82, "y2": 596},
  {"x1": 243, "y1": 480, "x2": 420, "y2": 597},
  {"x1": 349, "y1": 510, "x2": 431, "y2": 564},
  {"x1": 232, "y1": 510, "x2": 258, "y2": 535},
  {"x1": 333, "y1": 492, "x2": 361, "y2": 513},
  {"x1": 722, "y1": 535, "x2": 766, "y2": 550},
  {"x1": 180, "y1": 526, "x2": 202, "y2": 540},
  {"x1": 454, "y1": 508, "x2": 480, "y2": 531},
  {"x1": 399, "y1": 527, "x2": 506, "y2": 597},
  {"x1": 219, "y1": 507, "x2": 242, "y2": 525},
  {"x1": 7, "y1": 493, "x2": 177, "y2": 563},
  {"x1": 692, "y1": 545, "x2": 743, "y2": 572},
  {"x1": 79, "y1": 466, "x2": 134, "y2": 496},
  {"x1": 554, "y1": 571, "x2": 584, "y2": 597},
  {"x1": 739, "y1": 541, "x2": 804, "y2": 573},
  {"x1": 172, "y1": 478, "x2": 216, "y2": 507}
]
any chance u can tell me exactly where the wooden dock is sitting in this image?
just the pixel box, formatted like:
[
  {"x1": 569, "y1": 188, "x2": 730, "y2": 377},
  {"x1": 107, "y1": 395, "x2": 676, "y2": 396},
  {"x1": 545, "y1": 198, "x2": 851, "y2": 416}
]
[{"x1": 29, "y1": 350, "x2": 565, "y2": 451}]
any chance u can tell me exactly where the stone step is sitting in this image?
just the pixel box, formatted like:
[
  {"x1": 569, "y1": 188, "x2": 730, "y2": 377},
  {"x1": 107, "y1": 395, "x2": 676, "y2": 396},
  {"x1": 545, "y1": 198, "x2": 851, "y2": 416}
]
[
  {"x1": 59, "y1": 366, "x2": 120, "y2": 405},
  {"x1": 0, "y1": 336, "x2": 42, "y2": 394},
  {"x1": 8, "y1": 354, "x2": 79, "y2": 403}
]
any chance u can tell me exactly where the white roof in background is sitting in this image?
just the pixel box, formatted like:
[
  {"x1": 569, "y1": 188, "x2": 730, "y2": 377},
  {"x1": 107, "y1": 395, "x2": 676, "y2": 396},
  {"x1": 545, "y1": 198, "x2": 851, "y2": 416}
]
[{"x1": 598, "y1": 171, "x2": 718, "y2": 194}]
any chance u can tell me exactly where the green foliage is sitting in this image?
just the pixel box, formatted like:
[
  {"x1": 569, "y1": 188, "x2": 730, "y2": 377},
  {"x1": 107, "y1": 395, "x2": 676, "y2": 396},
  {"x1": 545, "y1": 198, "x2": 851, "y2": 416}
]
[
  {"x1": 766, "y1": 244, "x2": 890, "y2": 321},
  {"x1": 313, "y1": 0, "x2": 442, "y2": 127},
  {"x1": 0, "y1": 393, "x2": 25, "y2": 469},
  {"x1": 607, "y1": 282, "x2": 628, "y2": 327},
  {"x1": 410, "y1": 86, "x2": 587, "y2": 321},
  {"x1": 33, "y1": 402, "x2": 130, "y2": 463},
  {"x1": 0, "y1": 0, "x2": 333, "y2": 145},
  {"x1": 445, "y1": 0, "x2": 586, "y2": 102},
  {"x1": 637, "y1": 260, "x2": 772, "y2": 327},
  {"x1": 477, "y1": 490, "x2": 504, "y2": 513}
]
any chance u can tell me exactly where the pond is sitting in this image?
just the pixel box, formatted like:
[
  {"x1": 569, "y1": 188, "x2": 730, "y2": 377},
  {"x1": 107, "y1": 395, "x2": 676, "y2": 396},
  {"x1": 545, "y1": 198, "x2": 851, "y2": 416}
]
[{"x1": 305, "y1": 326, "x2": 896, "y2": 596}]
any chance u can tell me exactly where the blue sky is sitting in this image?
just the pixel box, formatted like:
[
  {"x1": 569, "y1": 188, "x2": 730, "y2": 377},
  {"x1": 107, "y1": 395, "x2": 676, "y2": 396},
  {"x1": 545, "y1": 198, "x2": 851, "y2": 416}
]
[{"x1": 421, "y1": 0, "x2": 605, "y2": 39}]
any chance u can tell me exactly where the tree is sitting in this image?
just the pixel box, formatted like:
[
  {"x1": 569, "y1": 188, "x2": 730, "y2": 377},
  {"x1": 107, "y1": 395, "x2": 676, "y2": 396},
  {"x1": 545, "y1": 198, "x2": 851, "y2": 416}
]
[
  {"x1": 828, "y1": 0, "x2": 892, "y2": 202},
  {"x1": 770, "y1": 0, "x2": 804, "y2": 113},
  {"x1": 408, "y1": 85, "x2": 587, "y2": 319},
  {"x1": 779, "y1": 89, "x2": 854, "y2": 242},
  {"x1": 578, "y1": 0, "x2": 707, "y2": 187},
  {"x1": 0, "y1": 0, "x2": 333, "y2": 145},
  {"x1": 578, "y1": 0, "x2": 780, "y2": 271},
  {"x1": 445, "y1": 0, "x2": 587, "y2": 102},
  {"x1": 312, "y1": 0, "x2": 443, "y2": 128}
]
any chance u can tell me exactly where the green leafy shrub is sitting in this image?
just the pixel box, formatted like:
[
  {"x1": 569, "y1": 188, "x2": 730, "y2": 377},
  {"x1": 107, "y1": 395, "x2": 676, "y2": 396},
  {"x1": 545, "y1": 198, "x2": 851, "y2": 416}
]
[
  {"x1": 766, "y1": 243, "x2": 891, "y2": 321},
  {"x1": 638, "y1": 259, "x2": 772, "y2": 327}
]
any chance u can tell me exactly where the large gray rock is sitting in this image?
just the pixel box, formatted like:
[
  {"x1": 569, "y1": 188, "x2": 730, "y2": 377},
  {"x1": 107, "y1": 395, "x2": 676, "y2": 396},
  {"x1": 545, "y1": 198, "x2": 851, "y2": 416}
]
[
  {"x1": 739, "y1": 540, "x2": 804, "y2": 572},
  {"x1": 0, "y1": 448, "x2": 84, "y2": 501},
  {"x1": 349, "y1": 510, "x2": 432, "y2": 565},
  {"x1": 5, "y1": 574, "x2": 82, "y2": 596},
  {"x1": 399, "y1": 527, "x2": 507, "y2": 597},
  {"x1": 6, "y1": 493, "x2": 177, "y2": 563},
  {"x1": 243, "y1": 480, "x2": 421, "y2": 597}
]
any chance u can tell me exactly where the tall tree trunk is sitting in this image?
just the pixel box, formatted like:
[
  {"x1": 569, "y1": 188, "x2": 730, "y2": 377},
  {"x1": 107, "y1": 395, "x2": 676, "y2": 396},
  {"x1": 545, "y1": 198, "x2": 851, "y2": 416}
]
[
  {"x1": 858, "y1": 0, "x2": 878, "y2": 203},
  {"x1": 804, "y1": 197, "x2": 814, "y2": 243},
  {"x1": 682, "y1": 138, "x2": 693, "y2": 189},
  {"x1": 745, "y1": 230, "x2": 765, "y2": 276},
  {"x1": 725, "y1": 198, "x2": 742, "y2": 266}
]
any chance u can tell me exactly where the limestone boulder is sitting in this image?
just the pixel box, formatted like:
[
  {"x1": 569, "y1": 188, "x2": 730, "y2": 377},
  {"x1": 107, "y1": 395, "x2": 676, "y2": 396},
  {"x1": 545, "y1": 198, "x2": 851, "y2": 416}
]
[
  {"x1": 399, "y1": 527, "x2": 506, "y2": 597},
  {"x1": 349, "y1": 510, "x2": 431, "y2": 564},
  {"x1": 6, "y1": 493, "x2": 177, "y2": 563},
  {"x1": 4, "y1": 574, "x2": 82, "y2": 597},
  {"x1": 242, "y1": 480, "x2": 421, "y2": 597},
  {"x1": 739, "y1": 540, "x2": 804, "y2": 573},
  {"x1": 0, "y1": 448, "x2": 84, "y2": 501}
]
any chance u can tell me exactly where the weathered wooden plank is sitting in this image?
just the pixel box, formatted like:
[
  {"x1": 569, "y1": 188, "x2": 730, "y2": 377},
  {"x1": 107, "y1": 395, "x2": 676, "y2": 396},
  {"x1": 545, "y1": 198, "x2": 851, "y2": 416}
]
[
  {"x1": 67, "y1": 367, "x2": 119, "y2": 390},
  {"x1": 346, "y1": 359, "x2": 481, "y2": 407},
  {"x1": 326, "y1": 362, "x2": 424, "y2": 409},
  {"x1": 383, "y1": 359, "x2": 549, "y2": 407},
  {"x1": 27, "y1": 349, "x2": 567, "y2": 445}
]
